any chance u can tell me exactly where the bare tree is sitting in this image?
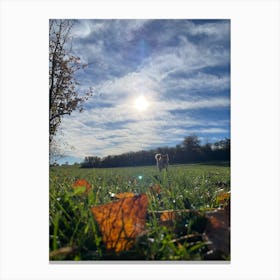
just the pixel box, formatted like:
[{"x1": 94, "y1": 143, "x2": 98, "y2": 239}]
[{"x1": 49, "y1": 19, "x2": 93, "y2": 147}]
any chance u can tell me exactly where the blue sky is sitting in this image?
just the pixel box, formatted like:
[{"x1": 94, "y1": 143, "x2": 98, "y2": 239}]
[{"x1": 55, "y1": 19, "x2": 230, "y2": 164}]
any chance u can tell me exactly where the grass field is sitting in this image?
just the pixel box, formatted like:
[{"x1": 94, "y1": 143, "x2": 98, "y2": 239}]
[{"x1": 49, "y1": 162, "x2": 230, "y2": 261}]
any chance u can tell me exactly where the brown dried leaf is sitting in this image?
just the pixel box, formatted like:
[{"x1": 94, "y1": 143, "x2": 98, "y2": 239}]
[
  {"x1": 204, "y1": 199, "x2": 230, "y2": 255},
  {"x1": 91, "y1": 194, "x2": 148, "y2": 253},
  {"x1": 114, "y1": 192, "x2": 136, "y2": 199},
  {"x1": 158, "y1": 210, "x2": 179, "y2": 229},
  {"x1": 160, "y1": 210, "x2": 176, "y2": 222}
]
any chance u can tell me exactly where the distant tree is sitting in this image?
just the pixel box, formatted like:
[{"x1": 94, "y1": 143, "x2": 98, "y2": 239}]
[
  {"x1": 201, "y1": 142, "x2": 213, "y2": 161},
  {"x1": 49, "y1": 19, "x2": 93, "y2": 146},
  {"x1": 213, "y1": 138, "x2": 230, "y2": 161},
  {"x1": 214, "y1": 138, "x2": 230, "y2": 150},
  {"x1": 81, "y1": 156, "x2": 101, "y2": 168},
  {"x1": 182, "y1": 135, "x2": 201, "y2": 151},
  {"x1": 81, "y1": 136, "x2": 230, "y2": 168},
  {"x1": 182, "y1": 135, "x2": 202, "y2": 162}
]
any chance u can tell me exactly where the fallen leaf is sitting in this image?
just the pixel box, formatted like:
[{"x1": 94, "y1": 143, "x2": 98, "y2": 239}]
[
  {"x1": 159, "y1": 210, "x2": 177, "y2": 229},
  {"x1": 114, "y1": 192, "x2": 136, "y2": 199},
  {"x1": 204, "y1": 199, "x2": 230, "y2": 256},
  {"x1": 73, "y1": 179, "x2": 91, "y2": 194},
  {"x1": 160, "y1": 210, "x2": 176, "y2": 222},
  {"x1": 91, "y1": 194, "x2": 148, "y2": 253}
]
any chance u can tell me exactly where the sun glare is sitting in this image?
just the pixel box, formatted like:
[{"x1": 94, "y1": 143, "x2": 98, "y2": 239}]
[{"x1": 134, "y1": 96, "x2": 149, "y2": 111}]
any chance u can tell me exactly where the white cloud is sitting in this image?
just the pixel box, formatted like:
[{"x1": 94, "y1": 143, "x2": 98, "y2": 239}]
[
  {"x1": 163, "y1": 72, "x2": 229, "y2": 93},
  {"x1": 71, "y1": 19, "x2": 150, "y2": 64},
  {"x1": 96, "y1": 72, "x2": 160, "y2": 103},
  {"x1": 141, "y1": 32, "x2": 229, "y2": 79},
  {"x1": 114, "y1": 19, "x2": 150, "y2": 41},
  {"x1": 187, "y1": 21, "x2": 230, "y2": 40},
  {"x1": 157, "y1": 97, "x2": 229, "y2": 111},
  {"x1": 72, "y1": 20, "x2": 107, "y2": 38}
]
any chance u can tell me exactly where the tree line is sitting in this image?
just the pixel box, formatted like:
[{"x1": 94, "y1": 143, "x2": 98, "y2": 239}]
[{"x1": 80, "y1": 135, "x2": 230, "y2": 168}]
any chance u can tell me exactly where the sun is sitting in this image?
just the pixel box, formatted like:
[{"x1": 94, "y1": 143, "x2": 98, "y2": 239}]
[{"x1": 133, "y1": 96, "x2": 149, "y2": 111}]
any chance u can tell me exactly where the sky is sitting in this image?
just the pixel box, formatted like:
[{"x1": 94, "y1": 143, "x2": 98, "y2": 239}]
[{"x1": 54, "y1": 19, "x2": 230, "y2": 164}]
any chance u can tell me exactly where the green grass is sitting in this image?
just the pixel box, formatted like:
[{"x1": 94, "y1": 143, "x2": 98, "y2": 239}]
[{"x1": 49, "y1": 162, "x2": 230, "y2": 261}]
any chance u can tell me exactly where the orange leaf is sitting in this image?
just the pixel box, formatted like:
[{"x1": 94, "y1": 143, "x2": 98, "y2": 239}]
[
  {"x1": 73, "y1": 179, "x2": 91, "y2": 194},
  {"x1": 159, "y1": 210, "x2": 178, "y2": 229},
  {"x1": 91, "y1": 194, "x2": 148, "y2": 253},
  {"x1": 160, "y1": 210, "x2": 176, "y2": 222},
  {"x1": 114, "y1": 192, "x2": 136, "y2": 199}
]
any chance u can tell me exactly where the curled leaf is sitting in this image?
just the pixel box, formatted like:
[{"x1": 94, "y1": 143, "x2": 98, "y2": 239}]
[{"x1": 91, "y1": 194, "x2": 148, "y2": 253}]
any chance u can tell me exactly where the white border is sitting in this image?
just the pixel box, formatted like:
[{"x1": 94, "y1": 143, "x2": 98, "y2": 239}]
[{"x1": 1, "y1": 0, "x2": 279, "y2": 280}]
